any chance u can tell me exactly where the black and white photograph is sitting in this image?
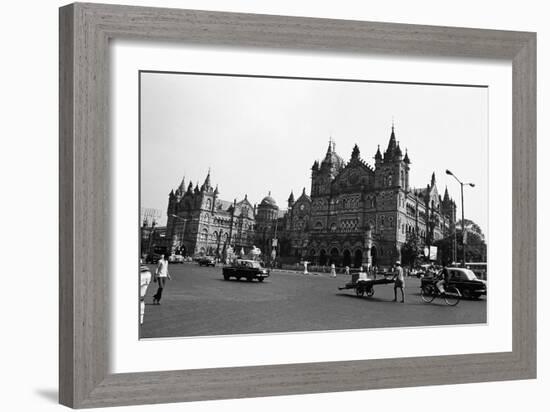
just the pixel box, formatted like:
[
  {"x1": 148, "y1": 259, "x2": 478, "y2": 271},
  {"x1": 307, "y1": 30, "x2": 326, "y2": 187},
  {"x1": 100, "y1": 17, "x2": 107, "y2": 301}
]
[{"x1": 139, "y1": 71, "x2": 488, "y2": 339}]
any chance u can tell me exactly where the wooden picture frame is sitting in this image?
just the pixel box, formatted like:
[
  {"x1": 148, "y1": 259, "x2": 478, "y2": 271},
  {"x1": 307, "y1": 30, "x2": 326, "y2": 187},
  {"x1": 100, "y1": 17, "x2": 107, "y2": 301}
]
[{"x1": 59, "y1": 2, "x2": 536, "y2": 408}]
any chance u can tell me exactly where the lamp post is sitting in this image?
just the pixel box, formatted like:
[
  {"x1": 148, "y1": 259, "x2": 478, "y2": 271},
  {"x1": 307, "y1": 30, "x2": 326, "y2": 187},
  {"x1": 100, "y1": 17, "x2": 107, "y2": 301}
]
[{"x1": 445, "y1": 170, "x2": 475, "y2": 266}]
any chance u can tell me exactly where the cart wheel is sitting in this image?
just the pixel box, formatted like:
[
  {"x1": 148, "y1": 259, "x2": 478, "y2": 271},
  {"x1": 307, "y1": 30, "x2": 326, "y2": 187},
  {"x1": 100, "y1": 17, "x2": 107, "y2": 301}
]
[
  {"x1": 356, "y1": 287, "x2": 364, "y2": 297},
  {"x1": 366, "y1": 288, "x2": 375, "y2": 297}
]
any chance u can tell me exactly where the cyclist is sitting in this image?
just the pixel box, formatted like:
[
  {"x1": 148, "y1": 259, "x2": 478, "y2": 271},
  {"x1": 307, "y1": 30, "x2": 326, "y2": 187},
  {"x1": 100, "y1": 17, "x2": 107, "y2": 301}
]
[{"x1": 435, "y1": 267, "x2": 450, "y2": 294}]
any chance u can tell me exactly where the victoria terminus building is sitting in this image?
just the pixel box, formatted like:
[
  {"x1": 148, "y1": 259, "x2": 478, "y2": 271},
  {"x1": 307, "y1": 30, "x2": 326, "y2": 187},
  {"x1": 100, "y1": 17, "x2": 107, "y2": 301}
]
[{"x1": 160, "y1": 126, "x2": 457, "y2": 267}]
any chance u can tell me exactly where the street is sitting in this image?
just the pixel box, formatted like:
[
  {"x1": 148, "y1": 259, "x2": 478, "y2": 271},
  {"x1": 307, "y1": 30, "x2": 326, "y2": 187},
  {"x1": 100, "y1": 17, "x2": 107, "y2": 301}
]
[{"x1": 140, "y1": 263, "x2": 487, "y2": 338}]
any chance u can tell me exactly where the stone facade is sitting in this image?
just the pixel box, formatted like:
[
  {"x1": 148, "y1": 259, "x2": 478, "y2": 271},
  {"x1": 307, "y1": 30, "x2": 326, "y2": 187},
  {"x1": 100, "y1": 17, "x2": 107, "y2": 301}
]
[
  {"x1": 166, "y1": 172, "x2": 256, "y2": 257},
  {"x1": 283, "y1": 127, "x2": 456, "y2": 267},
  {"x1": 163, "y1": 126, "x2": 456, "y2": 267}
]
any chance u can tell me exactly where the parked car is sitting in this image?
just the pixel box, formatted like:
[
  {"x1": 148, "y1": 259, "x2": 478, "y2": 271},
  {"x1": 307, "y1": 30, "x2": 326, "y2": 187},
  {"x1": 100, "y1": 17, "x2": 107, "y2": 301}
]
[
  {"x1": 421, "y1": 267, "x2": 487, "y2": 299},
  {"x1": 222, "y1": 259, "x2": 270, "y2": 282},
  {"x1": 198, "y1": 256, "x2": 216, "y2": 267},
  {"x1": 168, "y1": 254, "x2": 185, "y2": 264}
]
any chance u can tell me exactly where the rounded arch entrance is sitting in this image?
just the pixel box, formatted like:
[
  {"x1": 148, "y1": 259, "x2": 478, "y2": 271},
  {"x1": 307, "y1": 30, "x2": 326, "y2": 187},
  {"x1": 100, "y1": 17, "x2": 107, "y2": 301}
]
[
  {"x1": 329, "y1": 247, "x2": 340, "y2": 265},
  {"x1": 308, "y1": 248, "x2": 316, "y2": 264},
  {"x1": 370, "y1": 245, "x2": 378, "y2": 266},
  {"x1": 354, "y1": 249, "x2": 363, "y2": 268},
  {"x1": 319, "y1": 249, "x2": 327, "y2": 266},
  {"x1": 342, "y1": 249, "x2": 352, "y2": 267}
]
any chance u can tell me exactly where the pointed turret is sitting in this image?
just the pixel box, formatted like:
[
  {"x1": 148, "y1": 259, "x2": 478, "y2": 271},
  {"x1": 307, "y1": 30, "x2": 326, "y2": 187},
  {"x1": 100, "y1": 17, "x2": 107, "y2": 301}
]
[
  {"x1": 443, "y1": 186, "x2": 450, "y2": 202},
  {"x1": 324, "y1": 139, "x2": 333, "y2": 160},
  {"x1": 201, "y1": 169, "x2": 212, "y2": 192},
  {"x1": 311, "y1": 160, "x2": 319, "y2": 171},
  {"x1": 403, "y1": 149, "x2": 410, "y2": 164},
  {"x1": 214, "y1": 184, "x2": 219, "y2": 195},
  {"x1": 385, "y1": 124, "x2": 398, "y2": 157},
  {"x1": 351, "y1": 144, "x2": 360, "y2": 160},
  {"x1": 395, "y1": 141, "x2": 402, "y2": 158},
  {"x1": 374, "y1": 145, "x2": 382, "y2": 162},
  {"x1": 431, "y1": 172, "x2": 436, "y2": 187},
  {"x1": 288, "y1": 190, "x2": 295, "y2": 206},
  {"x1": 176, "y1": 176, "x2": 186, "y2": 194},
  {"x1": 186, "y1": 181, "x2": 193, "y2": 193}
]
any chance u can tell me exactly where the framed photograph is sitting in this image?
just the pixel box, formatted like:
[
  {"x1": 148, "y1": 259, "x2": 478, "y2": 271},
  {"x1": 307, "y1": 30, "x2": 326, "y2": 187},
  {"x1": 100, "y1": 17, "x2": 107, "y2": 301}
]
[{"x1": 59, "y1": 3, "x2": 536, "y2": 408}]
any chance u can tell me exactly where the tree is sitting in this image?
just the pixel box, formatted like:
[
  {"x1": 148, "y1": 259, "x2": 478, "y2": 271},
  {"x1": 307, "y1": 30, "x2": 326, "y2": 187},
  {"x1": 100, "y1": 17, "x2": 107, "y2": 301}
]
[{"x1": 401, "y1": 231, "x2": 422, "y2": 267}]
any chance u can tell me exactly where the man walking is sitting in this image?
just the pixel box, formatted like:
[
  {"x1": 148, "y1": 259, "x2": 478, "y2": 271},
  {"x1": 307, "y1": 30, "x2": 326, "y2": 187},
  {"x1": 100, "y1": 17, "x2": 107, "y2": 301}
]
[
  {"x1": 392, "y1": 260, "x2": 405, "y2": 303},
  {"x1": 153, "y1": 254, "x2": 171, "y2": 305}
]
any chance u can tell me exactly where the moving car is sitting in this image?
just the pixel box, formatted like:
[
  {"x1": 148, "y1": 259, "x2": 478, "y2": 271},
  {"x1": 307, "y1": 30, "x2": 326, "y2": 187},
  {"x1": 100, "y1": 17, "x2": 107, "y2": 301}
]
[
  {"x1": 198, "y1": 256, "x2": 216, "y2": 267},
  {"x1": 421, "y1": 267, "x2": 487, "y2": 299},
  {"x1": 222, "y1": 259, "x2": 270, "y2": 282}
]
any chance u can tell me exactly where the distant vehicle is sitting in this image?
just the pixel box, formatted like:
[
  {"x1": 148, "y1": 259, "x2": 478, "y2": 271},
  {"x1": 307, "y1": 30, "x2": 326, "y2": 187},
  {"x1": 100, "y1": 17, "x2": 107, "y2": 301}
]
[
  {"x1": 168, "y1": 254, "x2": 185, "y2": 264},
  {"x1": 222, "y1": 259, "x2": 270, "y2": 282},
  {"x1": 198, "y1": 256, "x2": 216, "y2": 267},
  {"x1": 421, "y1": 267, "x2": 487, "y2": 299}
]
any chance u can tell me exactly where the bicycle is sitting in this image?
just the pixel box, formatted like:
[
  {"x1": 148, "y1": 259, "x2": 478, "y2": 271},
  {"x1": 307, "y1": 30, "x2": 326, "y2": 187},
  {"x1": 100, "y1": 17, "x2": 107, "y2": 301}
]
[{"x1": 420, "y1": 282, "x2": 461, "y2": 306}]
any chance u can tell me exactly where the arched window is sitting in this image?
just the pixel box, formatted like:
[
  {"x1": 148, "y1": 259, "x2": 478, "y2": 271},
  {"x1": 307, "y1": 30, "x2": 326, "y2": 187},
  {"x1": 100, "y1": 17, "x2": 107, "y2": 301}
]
[{"x1": 387, "y1": 174, "x2": 393, "y2": 186}]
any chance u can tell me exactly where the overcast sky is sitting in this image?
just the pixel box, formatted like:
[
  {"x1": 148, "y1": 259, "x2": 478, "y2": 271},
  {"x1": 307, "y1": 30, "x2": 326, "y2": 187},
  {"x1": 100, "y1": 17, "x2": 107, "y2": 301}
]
[{"x1": 140, "y1": 72, "x2": 488, "y2": 235}]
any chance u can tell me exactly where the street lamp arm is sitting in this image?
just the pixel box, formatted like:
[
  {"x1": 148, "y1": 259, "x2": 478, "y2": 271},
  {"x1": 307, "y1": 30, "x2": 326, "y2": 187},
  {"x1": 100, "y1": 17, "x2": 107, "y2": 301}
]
[{"x1": 445, "y1": 169, "x2": 462, "y2": 185}]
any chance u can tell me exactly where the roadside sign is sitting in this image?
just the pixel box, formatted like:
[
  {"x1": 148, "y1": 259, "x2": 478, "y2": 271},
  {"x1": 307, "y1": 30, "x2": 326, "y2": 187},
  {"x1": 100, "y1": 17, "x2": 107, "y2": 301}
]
[{"x1": 429, "y1": 246, "x2": 438, "y2": 261}]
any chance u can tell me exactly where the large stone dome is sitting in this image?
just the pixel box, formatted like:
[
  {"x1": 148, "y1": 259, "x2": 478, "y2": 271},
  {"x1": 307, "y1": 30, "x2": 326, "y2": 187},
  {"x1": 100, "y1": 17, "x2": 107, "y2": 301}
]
[{"x1": 259, "y1": 192, "x2": 278, "y2": 209}]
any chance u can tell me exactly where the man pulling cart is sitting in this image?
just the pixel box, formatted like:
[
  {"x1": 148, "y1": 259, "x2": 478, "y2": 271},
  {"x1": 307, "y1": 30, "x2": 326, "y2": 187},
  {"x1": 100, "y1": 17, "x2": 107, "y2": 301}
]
[{"x1": 338, "y1": 265, "x2": 395, "y2": 297}]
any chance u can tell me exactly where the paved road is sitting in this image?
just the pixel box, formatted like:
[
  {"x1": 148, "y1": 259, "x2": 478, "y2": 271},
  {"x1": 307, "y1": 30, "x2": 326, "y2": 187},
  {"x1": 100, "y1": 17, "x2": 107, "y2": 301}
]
[{"x1": 140, "y1": 263, "x2": 486, "y2": 338}]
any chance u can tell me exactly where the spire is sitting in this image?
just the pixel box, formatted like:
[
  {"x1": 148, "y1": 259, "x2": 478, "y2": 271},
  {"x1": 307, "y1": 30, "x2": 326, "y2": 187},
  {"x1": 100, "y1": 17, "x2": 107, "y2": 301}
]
[
  {"x1": 302, "y1": 187, "x2": 306, "y2": 195},
  {"x1": 326, "y1": 137, "x2": 333, "y2": 157},
  {"x1": 431, "y1": 172, "x2": 436, "y2": 187},
  {"x1": 443, "y1": 186, "x2": 450, "y2": 202},
  {"x1": 385, "y1": 123, "x2": 397, "y2": 155},
  {"x1": 351, "y1": 144, "x2": 360, "y2": 160},
  {"x1": 375, "y1": 145, "x2": 382, "y2": 162},
  {"x1": 176, "y1": 176, "x2": 186, "y2": 194},
  {"x1": 187, "y1": 181, "x2": 193, "y2": 193},
  {"x1": 288, "y1": 190, "x2": 295, "y2": 204},
  {"x1": 201, "y1": 169, "x2": 212, "y2": 191},
  {"x1": 395, "y1": 141, "x2": 402, "y2": 158},
  {"x1": 403, "y1": 149, "x2": 410, "y2": 164},
  {"x1": 311, "y1": 160, "x2": 319, "y2": 171},
  {"x1": 214, "y1": 184, "x2": 219, "y2": 195}
]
